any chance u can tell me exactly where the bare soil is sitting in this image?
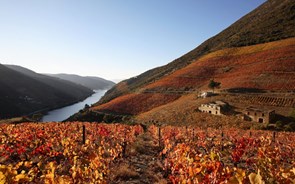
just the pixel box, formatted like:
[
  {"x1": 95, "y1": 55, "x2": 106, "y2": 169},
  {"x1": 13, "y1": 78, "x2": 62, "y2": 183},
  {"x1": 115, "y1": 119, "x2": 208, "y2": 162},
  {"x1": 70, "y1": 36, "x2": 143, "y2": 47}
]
[{"x1": 107, "y1": 132, "x2": 168, "y2": 184}]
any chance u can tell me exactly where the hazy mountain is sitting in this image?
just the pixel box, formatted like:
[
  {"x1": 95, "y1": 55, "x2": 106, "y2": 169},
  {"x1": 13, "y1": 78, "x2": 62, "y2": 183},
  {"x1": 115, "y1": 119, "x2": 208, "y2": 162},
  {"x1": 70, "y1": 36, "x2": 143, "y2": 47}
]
[
  {"x1": 68, "y1": 0, "x2": 295, "y2": 126},
  {"x1": 46, "y1": 73, "x2": 115, "y2": 90},
  {"x1": 0, "y1": 64, "x2": 93, "y2": 119}
]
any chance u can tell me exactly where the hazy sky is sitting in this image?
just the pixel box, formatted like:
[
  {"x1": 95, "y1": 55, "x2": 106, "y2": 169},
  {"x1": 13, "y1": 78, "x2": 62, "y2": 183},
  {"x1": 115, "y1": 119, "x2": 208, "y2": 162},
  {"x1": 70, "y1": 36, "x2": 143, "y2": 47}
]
[{"x1": 0, "y1": 0, "x2": 266, "y2": 81}]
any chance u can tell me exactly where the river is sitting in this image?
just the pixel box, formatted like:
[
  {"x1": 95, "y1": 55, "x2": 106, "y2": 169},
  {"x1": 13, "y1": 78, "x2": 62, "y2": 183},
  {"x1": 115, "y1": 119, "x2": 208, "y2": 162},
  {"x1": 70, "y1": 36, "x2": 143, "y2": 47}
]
[{"x1": 41, "y1": 90, "x2": 107, "y2": 122}]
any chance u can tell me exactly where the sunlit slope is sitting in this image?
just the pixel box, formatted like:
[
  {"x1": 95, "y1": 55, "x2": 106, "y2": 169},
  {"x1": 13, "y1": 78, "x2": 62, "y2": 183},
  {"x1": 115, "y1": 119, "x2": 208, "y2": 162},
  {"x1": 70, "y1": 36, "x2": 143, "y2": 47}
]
[
  {"x1": 135, "y1": 94, "x2": 253, "y2": 128},
  {"x1": 144, "y1": 38, "x2": 295, "y2": 92},
  {"x1": 90, "y1": 38, "x2": 295, "y2": 117},
  {"x1": 91, "y1": 93, "x2": 180, "y2": 115},
  {"x1": 97, "y1": 0, "x2": 295, "y2": 105}
]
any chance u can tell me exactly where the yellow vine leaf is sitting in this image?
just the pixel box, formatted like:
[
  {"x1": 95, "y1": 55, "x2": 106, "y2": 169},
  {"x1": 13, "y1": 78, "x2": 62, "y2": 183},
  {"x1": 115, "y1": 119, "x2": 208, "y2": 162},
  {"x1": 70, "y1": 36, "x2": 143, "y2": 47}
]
[
  {"x1": 95, "y1": 170, "x2": 103, "y2": 180},
  {"x1": 0, "y1": 171, "x2": 6, "y2": 184},
  {"x1": 15, "y1": 173, "x2": 29, "y2": 182},
  {"x1": 24, "y1": 161, "x2": 32, "y2": 168},
  {"x1": 228, "y1": 176, "x2": 239, "y2": 184},
  {"x1": 194, "y1": 167, "x2": 202, "y2": 174},
  {"x1": 235, "y1": 168, "x2": 246, "y2": 184},
  {"x1": 249, "y1": 170, "x2": 265, "y2": 184},
  {"x1": 188, "y1": 166, "x2": 194, "y2": 177}
]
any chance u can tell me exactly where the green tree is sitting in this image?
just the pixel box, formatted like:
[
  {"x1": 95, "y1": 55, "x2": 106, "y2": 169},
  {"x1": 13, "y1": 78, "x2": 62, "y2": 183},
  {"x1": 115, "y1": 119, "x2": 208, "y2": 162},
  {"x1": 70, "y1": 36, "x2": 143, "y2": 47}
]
[
  {"x1": 289, "y1": 108, "x2": 295, "y2": 121},
  {"x1": 208, "y1": 79, "x2": 221, "y2": 93},
  {"x1": 84, "y1": 104, "x2": 90, "y2": 109}
]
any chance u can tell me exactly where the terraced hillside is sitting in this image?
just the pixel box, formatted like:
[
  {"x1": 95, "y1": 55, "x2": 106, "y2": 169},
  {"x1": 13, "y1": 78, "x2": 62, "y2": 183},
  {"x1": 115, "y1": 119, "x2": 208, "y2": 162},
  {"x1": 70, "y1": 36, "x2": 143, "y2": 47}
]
[
  {"x1": 92, "y1": 93, "x2": 180, "y2": 115},
  {"x1": 86, "y1": 38, "x2": 295, "y2": 125},
  {"x1": 233, "y1": 95, "x2": 295, "y2": 108},
  {"x1": 70, "y1": 0, "x2": 295, "y2": 127},
  {"x1": 97, "y1": 0, "x2": 295, "y2": 105},
  {"x1": 144, "y1": 38, "x2": 295, "y2": 92}
]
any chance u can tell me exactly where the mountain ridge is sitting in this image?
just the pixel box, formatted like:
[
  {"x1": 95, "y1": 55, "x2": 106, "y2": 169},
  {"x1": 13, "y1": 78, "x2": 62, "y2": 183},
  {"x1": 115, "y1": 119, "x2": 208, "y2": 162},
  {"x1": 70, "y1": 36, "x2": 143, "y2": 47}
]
[
  {"x1": 90, "y1": 38, "x2": 295, "y2": 116},
  {"x1": 97, "y1": 0, "x2": 295, "y2": 105},
  {"x1": 45, "y1": 73, "x2": 115, "y2": 90},
  {"x1": 0, "y1": 64, "x2": 93, "y2": 119}
]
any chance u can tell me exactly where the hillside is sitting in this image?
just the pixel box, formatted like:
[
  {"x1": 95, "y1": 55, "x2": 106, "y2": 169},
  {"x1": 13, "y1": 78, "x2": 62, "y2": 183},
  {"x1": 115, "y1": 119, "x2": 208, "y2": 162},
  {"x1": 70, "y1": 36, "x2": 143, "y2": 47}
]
[
  {"x1": 0, "y1": 64, "x2": 93, "y2": 119},
  {"x1": 5, "y1": 65, "x2": 95, "y2": 97},
  {"x1": 143, "y1": 38, "x2": 295, "y2": 92},
  {"x1": 91, "y1": 38, "x2": 295, "y2": 115},
  {"x1": 46, "y1": 73, "x2": 115, "y2": 90},
  {"x1": 71, "y1": 0, "x2": 295, "y2": 128},
  {"x1": 97, "y1": 0, "x2": 295, "y2": 105}
]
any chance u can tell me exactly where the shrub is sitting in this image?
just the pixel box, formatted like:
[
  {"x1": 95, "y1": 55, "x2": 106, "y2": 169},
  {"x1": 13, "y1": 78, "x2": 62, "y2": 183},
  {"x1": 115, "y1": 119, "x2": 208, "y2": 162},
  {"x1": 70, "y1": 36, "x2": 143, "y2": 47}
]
[{"x1": 275, "y1": 121, "x2": 283, "y2": 129}]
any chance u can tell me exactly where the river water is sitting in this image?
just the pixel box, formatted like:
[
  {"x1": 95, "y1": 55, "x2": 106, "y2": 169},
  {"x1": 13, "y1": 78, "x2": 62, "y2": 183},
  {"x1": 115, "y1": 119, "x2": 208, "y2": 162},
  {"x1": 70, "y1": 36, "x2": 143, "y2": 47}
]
[{"x1": 41, "y1": 90, "x2": 107, "y2": 122}]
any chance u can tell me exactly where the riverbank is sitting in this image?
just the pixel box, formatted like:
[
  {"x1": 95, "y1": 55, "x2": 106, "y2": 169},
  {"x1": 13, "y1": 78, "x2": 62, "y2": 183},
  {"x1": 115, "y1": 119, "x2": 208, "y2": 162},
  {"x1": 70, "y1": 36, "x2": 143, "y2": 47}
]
[{"x1": 41, "y1": 90, "x2": 107, "y2": 122}]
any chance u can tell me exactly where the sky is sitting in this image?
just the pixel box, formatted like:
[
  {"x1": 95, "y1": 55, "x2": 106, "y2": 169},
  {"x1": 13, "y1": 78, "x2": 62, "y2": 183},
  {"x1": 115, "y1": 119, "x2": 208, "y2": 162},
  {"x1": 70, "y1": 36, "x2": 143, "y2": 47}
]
[{"x1": 0, "y1": 0, "x2": 266, "y2": 82}]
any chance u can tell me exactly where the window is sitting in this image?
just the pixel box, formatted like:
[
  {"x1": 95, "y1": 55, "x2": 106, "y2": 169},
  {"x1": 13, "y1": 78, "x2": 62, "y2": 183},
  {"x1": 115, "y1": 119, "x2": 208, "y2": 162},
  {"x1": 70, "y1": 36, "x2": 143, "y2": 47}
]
[
  {"x1": 258, "y1": 118, "x2": 263, "y2": 123},
  {"x1": 254, "y1": 113, "x2": 257, "y2": 116},
  {"x1": 262, "y1": 113, "x2": 264, "y2": 117},
  {"x1": 247, "y1": 112, "x2": 250, "y2": 115},
  {"x1": 209, "y1": 111, "x2": 212, "y2": 114},
  {"x1": 216, "y1": 111, "x2": 218, "y2": 114}
]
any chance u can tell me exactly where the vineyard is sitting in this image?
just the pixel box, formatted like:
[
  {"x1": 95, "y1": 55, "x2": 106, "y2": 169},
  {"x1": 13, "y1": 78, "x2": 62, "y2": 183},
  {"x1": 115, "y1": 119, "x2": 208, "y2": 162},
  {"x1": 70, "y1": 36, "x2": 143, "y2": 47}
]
[
  {"x1": 0, "y1": 122, "x2": 295, "y2": 183},
  {"x1": 143, "y1": 41, "x2": 295, "y2": 92},
  {"x1": 229, "y1": 95, "x2": 295, "y2": 108},
  {"x1": 0, "y1": 122, "x2": 143, "y2": 183},
  {"x1": 150, "y1": 125, "x2": 295, "y2": 184},
  {"x1": 92, "y1": 93, "x2": 180, "y2": 115}
]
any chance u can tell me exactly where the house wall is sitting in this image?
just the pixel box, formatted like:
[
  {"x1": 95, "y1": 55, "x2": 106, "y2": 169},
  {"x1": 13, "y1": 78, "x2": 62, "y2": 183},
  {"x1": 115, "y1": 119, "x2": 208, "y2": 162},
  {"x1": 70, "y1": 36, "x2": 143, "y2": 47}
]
[
  {"x1": 198, "y1": 104, "x2": 221, "y2": 115},
  {"x1": 244, "y1": 110, "x2": 275, "y2": 123}
]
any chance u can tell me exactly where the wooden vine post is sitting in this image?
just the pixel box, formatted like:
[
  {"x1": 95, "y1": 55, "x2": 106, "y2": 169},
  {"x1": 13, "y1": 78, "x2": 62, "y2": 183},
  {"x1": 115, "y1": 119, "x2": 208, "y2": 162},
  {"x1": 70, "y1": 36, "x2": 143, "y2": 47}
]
[
  {"x1": 122, "y1": 141, "x2": 127, "y2": 158},
  {"x1": 158, "y1": 126, "x2": 161, "y2": 147},
  {"x1": 82, "y1": 125, "x2": 86, "y2": 144},
  {"x1": 221, "y1": 131, "x2": 224, "y2": 151}
]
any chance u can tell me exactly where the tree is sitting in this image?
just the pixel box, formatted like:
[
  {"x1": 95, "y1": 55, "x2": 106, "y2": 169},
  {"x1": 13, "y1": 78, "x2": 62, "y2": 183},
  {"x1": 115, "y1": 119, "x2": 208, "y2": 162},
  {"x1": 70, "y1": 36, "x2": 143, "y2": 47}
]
[
  {"x1": 84, "y1": 104, "x2": 90, "y2": 109},
  {"x1": 289, "y1": 108, "x2": 295, "y2": 121},
  {"x1": 208, "y1": 79, "x2": 221, "y2": 93}
]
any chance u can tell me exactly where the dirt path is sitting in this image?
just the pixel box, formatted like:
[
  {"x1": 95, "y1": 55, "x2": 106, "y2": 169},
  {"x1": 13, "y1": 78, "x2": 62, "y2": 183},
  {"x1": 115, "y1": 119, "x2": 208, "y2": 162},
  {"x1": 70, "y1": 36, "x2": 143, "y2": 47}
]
[{"x1": 107, "y1": 132, "x2": 168, "y2": 184}]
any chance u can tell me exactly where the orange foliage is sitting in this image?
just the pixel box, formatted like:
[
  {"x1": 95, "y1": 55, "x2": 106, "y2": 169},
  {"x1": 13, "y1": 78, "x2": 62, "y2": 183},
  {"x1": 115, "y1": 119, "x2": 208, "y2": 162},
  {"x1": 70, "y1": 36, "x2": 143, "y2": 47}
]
[
  {"x1": 0, "y1": 122, "x2": 143, "y2": 183},
  {"x1": 200, "y1": 37, "x2": 295, "y2": 61},
  {"x1": 149, "y1": 125, "x2": 295, "y2": 183},
  {"x1": 92, "y1": 93, "x2": 180, "y2": 115},
  {"x1": 145, "y1": 38, "x2": 295, "y2": 91}
]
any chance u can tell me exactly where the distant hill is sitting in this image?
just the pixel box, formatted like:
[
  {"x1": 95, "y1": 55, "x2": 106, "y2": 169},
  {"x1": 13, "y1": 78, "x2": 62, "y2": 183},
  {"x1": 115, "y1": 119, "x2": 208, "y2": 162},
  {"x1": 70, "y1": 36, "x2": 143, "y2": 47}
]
[
  {"x1": 69, "y1": 0, "x2": 295, "y2": 126},
  {"x1": 46, "y1": 73, "x2": 115, "y2": 90},
  {"x1": 0, "y1": 64, "x2": 93, "y2": 119}
]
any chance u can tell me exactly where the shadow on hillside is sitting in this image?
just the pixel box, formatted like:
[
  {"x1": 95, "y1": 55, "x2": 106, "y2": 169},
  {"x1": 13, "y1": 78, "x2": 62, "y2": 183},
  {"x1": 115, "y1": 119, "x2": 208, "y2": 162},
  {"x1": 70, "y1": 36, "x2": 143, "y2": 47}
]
[
  {"x1": 272, "y1": 114, "x2": 293, "y2": 124},
  {"x1": 226, "y1": 88, "x2": 266, "y2": 93}
]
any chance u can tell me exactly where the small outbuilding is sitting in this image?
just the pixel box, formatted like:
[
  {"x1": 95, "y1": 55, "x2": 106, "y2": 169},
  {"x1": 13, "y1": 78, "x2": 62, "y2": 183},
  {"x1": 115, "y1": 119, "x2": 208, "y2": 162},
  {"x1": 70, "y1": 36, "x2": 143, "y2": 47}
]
[
  {"x1": 198, "y1": 91, "x2": 214, "y2": 98},
  {"x1": 243, "y1": 107, "x2": 275, "y2": 124}
]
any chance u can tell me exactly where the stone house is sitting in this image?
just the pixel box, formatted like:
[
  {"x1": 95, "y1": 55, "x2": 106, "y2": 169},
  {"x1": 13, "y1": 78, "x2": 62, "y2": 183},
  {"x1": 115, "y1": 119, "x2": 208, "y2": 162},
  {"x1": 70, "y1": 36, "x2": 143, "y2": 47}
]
[
  {"x1": 243, "y1": 107, "x2": 275, "y2": 123},
  {"x1": 198, "y1": 101, "x2": 227, "y2": 115}
]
